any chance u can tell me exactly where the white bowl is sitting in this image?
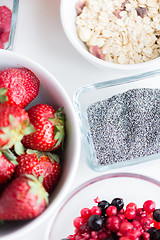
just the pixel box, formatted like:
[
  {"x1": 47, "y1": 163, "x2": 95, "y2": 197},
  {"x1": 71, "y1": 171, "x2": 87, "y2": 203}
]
[
  {"x1": 0, "y1": 49, "x2": 81, "y2": 240},
  {"x1": 60, "y1": 0, "x2": 160, "y2": 71}
]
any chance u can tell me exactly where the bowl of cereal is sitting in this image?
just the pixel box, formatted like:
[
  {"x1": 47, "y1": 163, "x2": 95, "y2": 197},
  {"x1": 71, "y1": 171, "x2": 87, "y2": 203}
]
[
  {"x1": 60, "y1": 0, "x2": 160, "y2": 70},
  {"x1": 46, "y1": 172, "x2": 160, "y2": 240},
  {"x1": 0, "y1": 49, "x2": 81, "y2": 239}
]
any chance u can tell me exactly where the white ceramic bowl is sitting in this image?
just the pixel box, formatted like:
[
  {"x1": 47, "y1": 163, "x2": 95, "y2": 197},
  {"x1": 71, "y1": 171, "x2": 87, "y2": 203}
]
[
  {"x1": 60, "y1": 0, "x2": 160, "y2": 71},
  {"x1": 0, "y1": 49, "x2": 81, "y2": 240}
]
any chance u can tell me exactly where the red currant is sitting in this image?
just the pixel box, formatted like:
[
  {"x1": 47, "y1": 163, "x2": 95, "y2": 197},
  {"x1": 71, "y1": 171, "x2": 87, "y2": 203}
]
[
  {"x1": 73, "y1": 217, "x2": 84, "y2": 229},
  {"x1": 106, "y1": 205, "x2": 117, "y2": 216},
  {"x1": 143, "y1": 200, "x2": 156, "y2": 214},
  {"x1": 126, "y1": 202, "x2": 137, "y2": 211},
  {"x1": 106, "y1": 216, "x2": 120, "y2": 232},
  {"x1": 124, "y1": 207, "x2": 136, "y2": 220},
  {"x1": 80, "y1": 208, "x2": 91, "y2": 220},
  {"x1": 90, "y1": 206, "x2": 101, "y2": 216},
  {"x1": 154, "y1": 220, "x2": 160, "y2": 229},
  {"x1": 140, "y1": 216, "x2": 152, "y2": 231},
  {"x1": 119, "y1": 220, "x2": 133, "y2": 236}
]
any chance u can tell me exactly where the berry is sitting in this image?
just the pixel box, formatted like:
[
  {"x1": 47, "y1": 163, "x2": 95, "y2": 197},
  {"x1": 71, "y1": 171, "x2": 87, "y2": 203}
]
[
  {"x1": 119, "y1": 220, "x2": 133, "y2": 235},
  {"x1": 143, "y1": 200, "x2": 156, "y2": 214},
  {"x1": 0, "y1": 175, "x2": 48, "y2": 220},
  {"x1": 0, "y1": 67, "x2": 40, "y2": 108},
  {"x1": 153, "y1": 209, "x2": 160, "y2": 222},
  {"x1": 111, "y1": 198, "x2": 124, "y2": 211},
  {"x1": 151, "y1": 229, "x2": 160, "y2": 240},
  {"x1": 106, "y1": 216, "x2": 120, "y2": 232},
  {"x1": 106, "y1": 205, "x2": 117, "y2": 217},
  {"x1": 80, "y1": 208, "x2": 91, "y2": 220},
  {"x1": 22, "y1": 104, "x2": 65, "y2": 151},
  {"x1": 0, "y1": 103, "x2": 34, "y2": 154},
  {"x1": 73, "y1": 217, "x2": 84, "y2": 229},
  {"x1": 126, "y1": 202, "x2": 137, "y2": 211},
  {"x1": 0, "y1": 150, "x2": 17, "y2": 187},
  {"x1": 142, "y1": 232, "x2": 150, "y2": 240},
  {"x1": 140, "y1": 216, "x2": 152, "y2": 231},
  {"x1": 147, "y1": 227, "x2": 157, "y2": 239},
  {"x1": 154, "y1": 221, "x2": 160, "y2": 229},
  {"x1": 98, "y1": 200, "x2": 110, "y2": 215},
  {"x1": 14, "y1": 150, "x2": 61, "y2": 193},
  {"x1": 124, "y1": 207, "x2": 136, "y2": 220},
  {"x1": 0, "y1": 6, "x2": 12, "y2": 32},
  {"x1": 88, "y1": 215, "x2": 103, "y2": 231},
  {"x1": 90, "y1": 206, "x2": 101, "y2": 216}
]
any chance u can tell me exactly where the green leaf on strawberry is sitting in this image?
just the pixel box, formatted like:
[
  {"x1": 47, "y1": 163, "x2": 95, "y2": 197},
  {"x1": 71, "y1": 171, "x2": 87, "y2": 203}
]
[{"x1": 0, "y1": 87, "x2": 8, "y2": 103}]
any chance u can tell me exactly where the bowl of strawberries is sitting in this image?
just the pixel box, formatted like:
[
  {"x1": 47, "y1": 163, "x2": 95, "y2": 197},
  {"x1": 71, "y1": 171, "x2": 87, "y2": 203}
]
[{"x1": 0, "y1": 49, "x2": 81, "y2": 239}]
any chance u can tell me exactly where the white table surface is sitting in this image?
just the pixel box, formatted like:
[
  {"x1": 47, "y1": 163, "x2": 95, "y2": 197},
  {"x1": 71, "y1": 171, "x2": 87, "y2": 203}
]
[{"x1": 9, "y1": 0, "x2": 160, "y2": 239}]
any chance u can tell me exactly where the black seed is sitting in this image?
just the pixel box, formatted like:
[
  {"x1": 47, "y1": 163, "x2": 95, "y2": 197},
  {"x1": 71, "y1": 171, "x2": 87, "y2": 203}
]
[
  {"x1": 153, "y1": 209, "x2": 160, "y2": 222},
  {"x1": 111, "y1": 198, "x2": 124, "y2": 211},
  {"x1": 88, "y1": 214, "x2": 103, "y2": 231},
  {"x1": 98, "y1": 200, "x2": 110, "y2": 215}
]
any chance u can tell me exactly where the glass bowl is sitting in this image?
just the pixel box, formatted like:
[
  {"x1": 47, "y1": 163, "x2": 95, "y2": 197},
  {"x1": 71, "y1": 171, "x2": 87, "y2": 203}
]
[
  {"x1": 0, "y1": 0, "x2": 19, "y2": 50},
  {"x1": 73, "y1": 69, "x2": 160, "y2": 172},
  {"x1": 46, "y1": 172, "x2": 160, "y2": 240}
]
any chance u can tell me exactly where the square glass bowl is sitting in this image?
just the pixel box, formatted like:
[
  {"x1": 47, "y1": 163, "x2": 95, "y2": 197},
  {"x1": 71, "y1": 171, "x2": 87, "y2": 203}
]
[
  {"x1": 0, "y1": 0, "x2": 19, "y2": 50},
  {"x1": 73, "y1": 70, "x2": 160, "y2": 172}
]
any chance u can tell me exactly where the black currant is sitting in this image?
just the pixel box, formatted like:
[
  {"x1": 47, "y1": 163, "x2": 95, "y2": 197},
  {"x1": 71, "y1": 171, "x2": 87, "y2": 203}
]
[
  {"x1": 88, "y1": 214, "x2": 103, "y2": 231},
  {"x1": 151, "y1": 229, "x2": 160, "y2": 240},
  {"x1": 111, "y1": 198, "x2": 124, "y2": 211},
  {"x1": 148, "y1": 227, "x2": 157, "y2": 240},
  {"x1": 153, "y1": 209, "x2": 160, "y2": 222},
  {"x1": 98, "y1": 200, "x2": 110, "y2": 215}
]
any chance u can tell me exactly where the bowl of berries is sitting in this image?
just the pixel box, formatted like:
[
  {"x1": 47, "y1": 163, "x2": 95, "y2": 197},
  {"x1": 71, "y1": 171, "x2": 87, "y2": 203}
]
[
  {"x1": 46, "y1": 172, "x2": 160, "y2": 240},
  {"x1": 0, "y1": 49, "x2": 81, "y2": 239}
]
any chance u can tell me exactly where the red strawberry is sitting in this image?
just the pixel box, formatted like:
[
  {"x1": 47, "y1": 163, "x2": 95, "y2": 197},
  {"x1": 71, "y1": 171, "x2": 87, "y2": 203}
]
[
  {"x1": 0, "y1": 6, "x2": 12, "y2": 33},
  {"x1": 0, "y1": 67, "x2": 40, "y2": 108},
  {"x1": 0, "y1": 175, "x2": 49, "y2": 220},
  {"x1": 0, "y1": 149, "x2": 17, "y2": 187},
  {"x1": 0, "y1": 103, "x2": 35, "y2": 154},
  {"x1": 14, "y1": 150, "x2": 61, "y2": 193},
  {"x1": 22, "y1": 104, "x2": 65, "y2": 151},
  {"x1": 0, "y1": 31, "x2": 10, "y2": 43}
]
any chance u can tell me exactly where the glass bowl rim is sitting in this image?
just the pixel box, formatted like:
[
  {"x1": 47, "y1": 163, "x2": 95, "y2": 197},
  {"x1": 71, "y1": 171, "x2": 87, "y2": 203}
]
[{"x1": 46, "y1": 172, "x2": 160, "y2": 239}]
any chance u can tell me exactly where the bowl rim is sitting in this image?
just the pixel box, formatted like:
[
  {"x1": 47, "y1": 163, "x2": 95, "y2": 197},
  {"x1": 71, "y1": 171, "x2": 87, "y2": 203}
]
[
  {"x1": 60, "y1": 0, "x2": 160, "y2": 70},
  {"x1": 45, "y1": 172, "x2": 160, "y2": 240},
  {"x1": 0, "y1": 49, "x2": 81, "y2": 240}
]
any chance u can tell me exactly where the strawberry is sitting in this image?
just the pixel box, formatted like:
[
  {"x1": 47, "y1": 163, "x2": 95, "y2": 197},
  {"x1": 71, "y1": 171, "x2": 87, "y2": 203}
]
[
  {"x1": 0, "y1": 175, "x2": 49, "y2": 220},
  {"x1": 0, "y1": 149, "x2": 17, "y2": 187},
  {"x1": 22, "y1": 104, "x2": 65, "y2": 151},
  {"x1": 14, "y1": 150, "x2": 61, "y2": 193},
  {"x1": 0, "y1": 6, "x2": 12, "y2": 33},
  {"x1": 0, "y1": 103, "x2": 35, "y2": 155},
  {"x1": 0, "y1": 67, "x2": 40, "y2": 108}
]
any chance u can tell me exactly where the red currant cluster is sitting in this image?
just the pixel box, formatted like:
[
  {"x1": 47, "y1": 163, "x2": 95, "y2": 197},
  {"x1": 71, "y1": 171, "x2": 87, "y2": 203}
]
[{"x1": 63, "y1": 198, "x2": 160, "y2": 240}]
